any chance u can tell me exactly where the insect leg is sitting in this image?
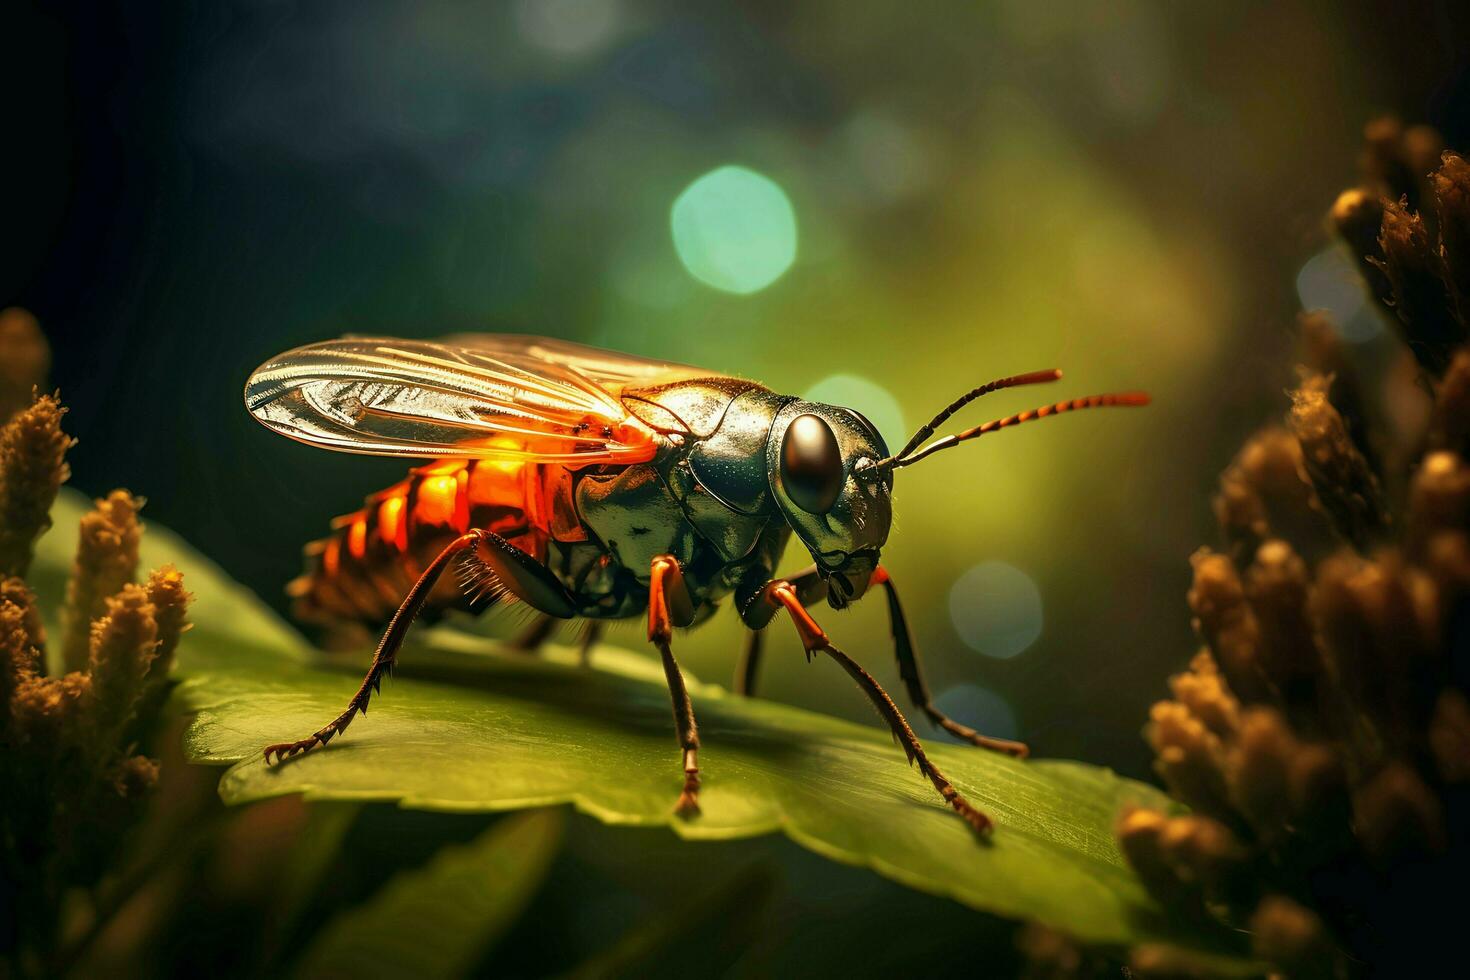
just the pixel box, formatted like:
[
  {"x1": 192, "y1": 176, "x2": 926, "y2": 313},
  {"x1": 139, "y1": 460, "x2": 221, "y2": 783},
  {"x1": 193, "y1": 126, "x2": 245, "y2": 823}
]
[
  {"x1": 761, "y1": 579, "x2": 993, "y2": 836},
  {"x1": 735, "y1": 564, "x2": 826, "y2": 695},
  {"x1": 734, "y1": 629, "x2": 764, "y2": 696},
  {"x1": 871, "y1": 567, "x2": 1029, "y2": 758},
  {"x1": 509, "y1": 614, "x2": 557, "y2": 653},
  {"x1": 648, "y1": 555, "x2": 701, "y2": 816},
  {"x1": 579, "y1": 620, "x2": 603, "y2": 667},
  {"x1": 263, "y1": 530, "x2": 489, "y2": 763}
]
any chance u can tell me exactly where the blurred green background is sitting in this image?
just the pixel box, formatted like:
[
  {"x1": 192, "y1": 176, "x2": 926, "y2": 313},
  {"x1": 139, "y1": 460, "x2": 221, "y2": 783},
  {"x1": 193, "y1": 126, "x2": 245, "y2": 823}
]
[{"x1": 4, "y1": 1, "x2": 1468, "y2": 974}]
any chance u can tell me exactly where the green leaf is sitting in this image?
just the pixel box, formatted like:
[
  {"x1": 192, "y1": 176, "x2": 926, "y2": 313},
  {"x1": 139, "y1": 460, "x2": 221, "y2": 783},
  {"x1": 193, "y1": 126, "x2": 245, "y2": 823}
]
[
  {"x1": 32, "y1": 488, "x2": 1244, "y2": 960},
  {"x1": 292, "y1": 809, "x2": 564, "y2": 979}
]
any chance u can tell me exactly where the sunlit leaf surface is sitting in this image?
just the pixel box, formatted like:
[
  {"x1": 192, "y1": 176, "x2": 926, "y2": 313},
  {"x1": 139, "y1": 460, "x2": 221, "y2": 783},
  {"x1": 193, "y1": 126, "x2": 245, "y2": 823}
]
[{"x1": 34, "y1": 488, "x2": 1245, "y2": 957}]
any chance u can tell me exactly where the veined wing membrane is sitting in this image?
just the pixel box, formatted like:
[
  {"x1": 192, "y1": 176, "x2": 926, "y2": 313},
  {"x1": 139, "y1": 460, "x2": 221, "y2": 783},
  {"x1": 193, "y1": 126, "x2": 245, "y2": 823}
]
[
  {"x1": 439, "y1": 333, "x2": 706, "y2": 391},
  {"x1": 245, "y1": 338, "x2": 659, "y2": 465}
]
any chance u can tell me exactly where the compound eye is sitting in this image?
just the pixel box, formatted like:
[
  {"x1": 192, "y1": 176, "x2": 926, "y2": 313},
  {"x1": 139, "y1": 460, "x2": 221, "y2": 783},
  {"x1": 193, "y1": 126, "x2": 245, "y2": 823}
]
[{"x1": 781, "y1": 414, "x2": 843, "y2": 513}]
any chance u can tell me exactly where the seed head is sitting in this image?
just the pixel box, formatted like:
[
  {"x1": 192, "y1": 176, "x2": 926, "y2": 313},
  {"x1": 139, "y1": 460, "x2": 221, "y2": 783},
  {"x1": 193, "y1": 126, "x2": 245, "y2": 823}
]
[
  {"x1": 0, "y1": 393, "x2": 74, "y2": 577},
  {"x1": 62, "y1": 490, "x2": 143, "y2": 673},
  {"x1": 1289, "y1": 375, "x2": 1387, "y2": 549}
]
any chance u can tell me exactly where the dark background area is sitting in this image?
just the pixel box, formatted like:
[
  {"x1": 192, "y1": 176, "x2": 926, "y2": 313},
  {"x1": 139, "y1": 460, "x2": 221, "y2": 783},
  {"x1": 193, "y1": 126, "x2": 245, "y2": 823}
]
[{"x1": 3, "y1": 6, "x2": 1470, "y2": 972}]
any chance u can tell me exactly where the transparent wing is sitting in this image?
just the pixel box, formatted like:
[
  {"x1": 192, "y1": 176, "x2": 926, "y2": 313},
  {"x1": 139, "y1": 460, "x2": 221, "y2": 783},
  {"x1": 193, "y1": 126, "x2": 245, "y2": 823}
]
[
  {"x1": 438, "y1": 333, "x2": 707, "y2": 391},
  {"x1": 244, "y1": 337, "x2": 660, "y2": 465}
]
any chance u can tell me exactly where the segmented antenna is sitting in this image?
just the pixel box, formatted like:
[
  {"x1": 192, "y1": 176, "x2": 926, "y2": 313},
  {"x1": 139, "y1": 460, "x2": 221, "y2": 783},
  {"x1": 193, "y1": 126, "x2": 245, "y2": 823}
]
[
  {"x1": 892, "y1": 391, "x2": 1151, "y2": 469},
  {"x1": 892, "y1": 369, "x2": 1063, "y2": 462}
]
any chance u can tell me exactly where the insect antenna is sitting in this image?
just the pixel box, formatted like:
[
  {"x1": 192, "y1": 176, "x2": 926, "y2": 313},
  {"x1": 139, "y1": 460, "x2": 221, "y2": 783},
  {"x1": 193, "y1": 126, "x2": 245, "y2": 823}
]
[
  {"x1": 891, "y1": 368, "x2": 1063, "y2": 462},
  {"x1": 879, "y1": 390, "x2": 1151, "y2": 471}
]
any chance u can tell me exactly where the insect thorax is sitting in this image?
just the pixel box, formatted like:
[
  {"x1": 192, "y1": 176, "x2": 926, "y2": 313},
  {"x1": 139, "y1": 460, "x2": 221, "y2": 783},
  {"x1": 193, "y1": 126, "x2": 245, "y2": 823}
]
[{"x1": 553, "y1": 377, "x2": 794, "y2": 619}]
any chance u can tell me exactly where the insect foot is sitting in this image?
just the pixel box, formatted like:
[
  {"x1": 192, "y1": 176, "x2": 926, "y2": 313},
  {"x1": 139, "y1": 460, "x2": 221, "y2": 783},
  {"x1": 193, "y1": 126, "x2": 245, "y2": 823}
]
[
  {"x1": 674, "y1": 753, "x2": 701, "y2": 817},
  {"x1": 263, "y1": 735, "x2": 323, "y2": 764}
]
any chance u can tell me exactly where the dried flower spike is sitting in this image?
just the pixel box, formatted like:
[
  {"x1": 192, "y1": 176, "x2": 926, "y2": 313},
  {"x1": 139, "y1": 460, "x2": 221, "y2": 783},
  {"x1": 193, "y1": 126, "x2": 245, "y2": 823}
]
[
  {"x1": 1330, "y1": 187, "x2": 1393, "y2": 311},
  {"x1": 1187, "y1": 549, "x2": 1272, "y2": 703},
  {"x1": 1373, "y1": 196, "x2": 1466, "y2": 374},
  {"x1": 1432, "y1": 152, "x2": 1470, "y2": 322},
  {"x1": 61, "y1": 490, "x2": 143, "y2": 673},
  {"x1": 1249, "y1": 896, "x2": 1337, "y2": 980},
  {"x1": 0, "y1": 392, "x2": 74, "y2": 577},
  {"x1": 82, "y1": 583, "x2": 160, "y2": 748},
  {"x1": 1288, "y1": 375, "x2": 1387, "y2": 549},
  {"x1": 1429, "y1": 350, "x2": 1470, "y2": 457},
  {"x1": 1144, "y1": 700, "x2": 1233, "y2": 820}
]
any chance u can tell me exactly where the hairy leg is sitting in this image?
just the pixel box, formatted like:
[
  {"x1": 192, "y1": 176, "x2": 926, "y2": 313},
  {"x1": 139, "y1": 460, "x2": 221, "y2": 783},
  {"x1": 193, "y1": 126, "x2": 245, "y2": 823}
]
[
  {"x1": 579, "y1": 620, "x2": 603, "y2": 667},
  {"x1": 265, "y1": 528, "x2": 576, "y2": 763},
  {"x1": 509, "y1": 613, "x2": 557, "y2": 653},
  {"x1": 649, "y1": 555, "x2": 701, "y2": 815},
  {"x1": 871, "y1": 567, "x2": 1029, "y2": 758},
  {"x1": 762, "y1": 579, "x2": 993, "y2": 835},
  {"x1": 264, "y1": 531, "x2": 487, "y2": 763},
  {"x1": 734, "y1": 629, "x2": 763, "y2": 696}
]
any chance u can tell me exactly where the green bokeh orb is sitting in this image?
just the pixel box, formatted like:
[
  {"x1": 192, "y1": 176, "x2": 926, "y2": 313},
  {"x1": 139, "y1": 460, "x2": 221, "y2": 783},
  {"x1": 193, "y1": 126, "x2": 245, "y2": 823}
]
[
  {"x1": 801, "y1": 373, "x2": 906, "y2": 452},
  {"x1": 670, "y1": 165, "x2": 798, "y2": 294}
]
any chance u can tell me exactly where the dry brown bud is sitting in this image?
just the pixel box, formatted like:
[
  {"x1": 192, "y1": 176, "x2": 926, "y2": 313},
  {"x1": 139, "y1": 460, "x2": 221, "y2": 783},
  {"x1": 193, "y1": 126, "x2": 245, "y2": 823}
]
[
  {"x1": 1145, "y1": 700, "x2": 1233, "y2": 820},
  {"x1": 1127, "y1": 944, "x2": 1220, "y2": 980},
  {"x1": 0, "y1": 393, "x2": 74, "y2": 577},
  {"x1": 1117, "y1": 808, "x2": 1198, "y2": 913},
  {"x1": 1289, "y1": 375, "x2": 1387, "y2": 549},
  {"x1": 108, "y1": 753, "x2": 161, "y2": 800},
  {"x1": 1250, "y1": 895, "x2": 1337, "y2": 980},
  {"x1": 1312, "y1": 551, "x2": 1437, "y2": 755},
  {"x1": 1374, "y1": 196, "x2": 1466, "y2": 374},
  {"x1": 1330, "y1": 187, "x2": 1394, "y2": 311},
  {"x1": 1243, "y1": 541, "x2": 1320, "y2": 716},
  {"x1": 1156, "y1": 813, "x2": 1252, "y2": 908},
  {"x1": 1430, "y1": 350, "x2": 1470, "y2": 457},
  {"x1": 0, "y1": 308, "x2": 51, "y2": 422},
  {"x1": 1288, "y1": 741, "x2": 1348, "y2": 824},
  {"x1": 1403, "y1": 125, "x2": 1447, "y2": 178},
  {"x1": 9, "y1": 670, "x2": 91, "y2": 757},
  {"x1": 62, "y1": 490, "x2": 142, "y2": 673},
  {"x1": 1187, "y1": 549, "x2": 1272, "y2": 703},
  {"x1": 1421, "y1": 529, "x2": 1470, "y2": 608},
  {"x1": 1353, "y1": 762, "x2": 1446, "y2": 864},
  {"x1": 142, "y1": 565, "x2": 189, "y2": 683},
  {"x1": 1168, "y1": 651, "x2": 1240, "y2": 741},
  {"x1": 0, "y1": 576, "x2": 44, "y2": 664},
  {"x1": 1217, "y1": 427, "x2": 1329, "y2": 565},
  {"x1": 1212, "y1": 468, "x2": 1268, "y2": 565},
  {"x1": 1014, "y1": 923, "x2": 1086, "y2": 980},
  {"x1": 82, "y1": 584, "x2": 159, "y2": 746},
  {"x1": 1360, "y1": 118, "x2": 1415, "y2": 200},
  {"x1": 1429, "y1": 689, "x2": 1470, "y2": 783},
  {"x1": 1407, "y1": 451, "x2": 1470, "y2": 551},
  {"x1": 1298, "y1": 311, "x2": 1376, "y2": 467},
  {"x1": 1225, "y1": 708, "x2": 1298, "y2": 843},
  {"x1": 2, "y1": 598, "x2": 44, "y2": 741},
  {"x1": 1432, "y1": 151, "x2": 1470, "y2": 322}
]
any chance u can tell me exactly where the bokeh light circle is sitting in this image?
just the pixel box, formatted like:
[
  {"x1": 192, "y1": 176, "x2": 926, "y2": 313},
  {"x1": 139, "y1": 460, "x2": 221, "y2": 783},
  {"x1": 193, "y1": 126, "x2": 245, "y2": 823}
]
[
  {"x1": 1296, "y1": 244, "x2": 1384, "y2": 343},
  {"x1": 514, "y1": 0, "x2": 622, "y2": 55},
  {"x1": 933, "y1": 684, "x2": 1019, "y2": 742},
  {"x1": 801, "y1": 374, "x2": 905, "y2": 451},
  {"x1": 948, "y1": 561, "x2": 1043, "y2": 659},
  {"x1": 670, "y1": 165, "x2": 797, "y2": 294}
]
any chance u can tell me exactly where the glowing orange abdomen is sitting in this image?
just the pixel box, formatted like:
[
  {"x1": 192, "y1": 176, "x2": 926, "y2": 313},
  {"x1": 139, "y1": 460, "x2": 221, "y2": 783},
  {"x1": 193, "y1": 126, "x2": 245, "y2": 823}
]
[{"x1": 290, "y1": 457, "x2": 587, "y2": 628}]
